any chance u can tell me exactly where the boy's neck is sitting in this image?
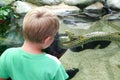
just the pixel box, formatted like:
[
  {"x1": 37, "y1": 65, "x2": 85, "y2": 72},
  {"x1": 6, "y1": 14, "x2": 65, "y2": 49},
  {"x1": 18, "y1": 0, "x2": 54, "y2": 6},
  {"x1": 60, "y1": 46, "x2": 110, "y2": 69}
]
[{"x1": 21, "y1": 40, "x2": 43, "y2": 54}]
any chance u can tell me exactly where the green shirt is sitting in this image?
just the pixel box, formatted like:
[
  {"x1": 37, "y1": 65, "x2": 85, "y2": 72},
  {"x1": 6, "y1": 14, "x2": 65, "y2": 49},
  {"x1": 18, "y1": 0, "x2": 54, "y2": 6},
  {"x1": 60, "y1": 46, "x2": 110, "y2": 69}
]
[{"x1": 0, "y1": 48, "x2": 68, "y2": 80}]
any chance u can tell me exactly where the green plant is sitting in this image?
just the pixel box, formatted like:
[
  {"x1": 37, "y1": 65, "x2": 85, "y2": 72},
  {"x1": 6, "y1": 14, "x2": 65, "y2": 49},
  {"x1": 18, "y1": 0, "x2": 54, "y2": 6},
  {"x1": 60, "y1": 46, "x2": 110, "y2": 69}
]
[{"x1": 0, "y1": 3, "x2": 19, "y2": 36}]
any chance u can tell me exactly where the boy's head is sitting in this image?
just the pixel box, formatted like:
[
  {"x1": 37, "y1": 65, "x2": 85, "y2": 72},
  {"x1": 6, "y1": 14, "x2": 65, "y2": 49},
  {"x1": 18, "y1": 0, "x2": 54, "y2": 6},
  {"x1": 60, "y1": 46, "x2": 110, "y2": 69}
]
[{"x1": 22, "y1": 8, "x2": 59, "y2": 44}]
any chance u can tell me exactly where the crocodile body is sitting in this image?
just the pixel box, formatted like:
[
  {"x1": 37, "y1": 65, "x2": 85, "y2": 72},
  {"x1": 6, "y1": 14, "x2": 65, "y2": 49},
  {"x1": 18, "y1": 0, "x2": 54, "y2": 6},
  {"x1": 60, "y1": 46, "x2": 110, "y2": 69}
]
[
  {"x1": 59, "y1": 31, "x2": 120, "y2": 49},
  {"x1": 59, "y1": 14, "x2": 120, "y2": 49}
]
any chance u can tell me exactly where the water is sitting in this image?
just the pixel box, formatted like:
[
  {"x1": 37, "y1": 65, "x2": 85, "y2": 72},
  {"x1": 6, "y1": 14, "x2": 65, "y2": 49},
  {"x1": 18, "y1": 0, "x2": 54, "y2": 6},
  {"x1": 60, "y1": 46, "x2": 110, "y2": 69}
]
[{"x1": 59, "y1": 16, "x2": 120, "y2": 80}]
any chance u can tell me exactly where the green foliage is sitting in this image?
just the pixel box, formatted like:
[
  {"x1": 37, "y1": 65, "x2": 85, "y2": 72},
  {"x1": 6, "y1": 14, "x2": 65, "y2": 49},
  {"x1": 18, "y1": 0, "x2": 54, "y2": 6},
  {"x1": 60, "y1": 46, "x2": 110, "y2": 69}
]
[{"x1": 0, "y1": 3, "x2": 19, "y2": 36}]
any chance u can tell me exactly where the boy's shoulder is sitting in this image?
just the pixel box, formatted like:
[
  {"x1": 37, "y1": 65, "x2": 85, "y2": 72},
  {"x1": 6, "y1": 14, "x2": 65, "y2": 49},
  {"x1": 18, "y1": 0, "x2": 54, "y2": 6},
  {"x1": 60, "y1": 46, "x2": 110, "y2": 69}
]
[
  {"x1": 45, "y1": 53, "x2": 61, "y2": 64},
  {"x1": 2, "y1": 47, "x2": 20, "y2": 56},
  {"x1": 4, "y1": 47, "x2": 19, "y2": 51}
]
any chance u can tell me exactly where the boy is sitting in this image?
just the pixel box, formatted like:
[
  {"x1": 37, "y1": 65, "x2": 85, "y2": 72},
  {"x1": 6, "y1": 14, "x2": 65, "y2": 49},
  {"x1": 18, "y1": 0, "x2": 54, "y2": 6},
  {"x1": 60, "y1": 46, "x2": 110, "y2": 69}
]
[
  {"x1": 43, "y1": 33, "x2": 79, "y2": 79},
  {"x1": 0, "y1": 8, "x2": 68, "y2": 80}
]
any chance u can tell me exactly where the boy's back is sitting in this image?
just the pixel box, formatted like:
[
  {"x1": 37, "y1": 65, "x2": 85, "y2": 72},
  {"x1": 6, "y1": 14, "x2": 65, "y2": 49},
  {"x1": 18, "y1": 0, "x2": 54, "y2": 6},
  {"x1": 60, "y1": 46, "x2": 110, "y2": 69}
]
[{"x1": 0, "y1": 48, "x2": 68, "y2": 80}]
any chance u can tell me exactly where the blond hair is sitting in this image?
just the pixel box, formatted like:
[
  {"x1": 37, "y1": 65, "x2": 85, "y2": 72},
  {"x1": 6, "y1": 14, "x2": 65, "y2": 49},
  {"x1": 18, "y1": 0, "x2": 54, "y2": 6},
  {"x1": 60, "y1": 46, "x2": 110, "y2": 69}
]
[{"x1": 22, "y1": 8, "x2": 59, "y2": 43}]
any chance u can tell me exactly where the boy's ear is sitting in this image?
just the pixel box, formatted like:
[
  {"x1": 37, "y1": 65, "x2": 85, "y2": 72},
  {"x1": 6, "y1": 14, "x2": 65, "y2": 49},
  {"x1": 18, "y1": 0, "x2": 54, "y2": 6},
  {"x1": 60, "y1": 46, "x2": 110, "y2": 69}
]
[
  {"x1": 42, "y1": 36, "x2": 53, "y2": 49},
  {"x1": 44, "y1": 36, "x2": 52, "y2": 44}
]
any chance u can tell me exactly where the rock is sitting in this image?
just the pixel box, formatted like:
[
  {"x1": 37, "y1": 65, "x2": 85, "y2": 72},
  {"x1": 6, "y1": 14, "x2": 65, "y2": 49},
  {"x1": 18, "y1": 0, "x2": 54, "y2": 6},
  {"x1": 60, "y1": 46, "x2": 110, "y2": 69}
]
[
  {"x1": 63, "y1": 0, "x2": 104, "y2": 9},
  {"x1": 25, "y1": 0, "x2": 62, "y2": 6},
  {"x1": 38, "y1": 3, "x2": 80, "y2": 17},
  {"x1": 0, "y1": 0, "x2": 14, "y2": 6},
  {"x1": 83, "y1": 2, "x2": 104, "y2": 18},
  {"x1": 13, "y1": 1, "x2": 80, "y2": 32},
  {"x1": 1, "y1": 26, "x2": 23, "y2": 47},
  {"x1": 13, "y1": 1, "x2": 32, "y2": 14},
  {"x1": 107, "y1": 0, "x2": 120, "y2": 10},
  {"x1": 60, "y1": 42, "x2": 120, "y2": 80},
  {"x1": 108, "y1": 12, "x2": 120, "y2": 21},
  {"x1": 14, "y1": 1, "x2": 80, "y2": 16},
  {"x1": 85, "y1": 2, "x2": 104, "y2": 10}
]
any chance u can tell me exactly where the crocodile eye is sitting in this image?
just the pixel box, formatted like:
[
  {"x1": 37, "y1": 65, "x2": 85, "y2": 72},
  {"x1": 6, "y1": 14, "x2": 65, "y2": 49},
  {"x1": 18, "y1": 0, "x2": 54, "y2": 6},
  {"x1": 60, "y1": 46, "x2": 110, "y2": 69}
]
[
  {"x1": 118, "y1": 33, "x2": 120, "y2": 35},
  {"x1": 79, "y1": 36, "x2": 84, "y2": 40}
]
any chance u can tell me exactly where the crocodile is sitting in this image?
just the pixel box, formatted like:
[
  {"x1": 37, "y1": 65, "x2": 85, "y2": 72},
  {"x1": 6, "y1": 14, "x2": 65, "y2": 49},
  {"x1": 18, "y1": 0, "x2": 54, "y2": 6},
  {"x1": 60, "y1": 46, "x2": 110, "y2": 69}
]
[{"x1": 59, "y1": 14, "x2": 120, "y2": 49}]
